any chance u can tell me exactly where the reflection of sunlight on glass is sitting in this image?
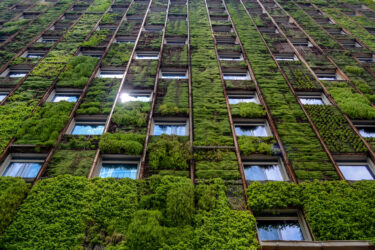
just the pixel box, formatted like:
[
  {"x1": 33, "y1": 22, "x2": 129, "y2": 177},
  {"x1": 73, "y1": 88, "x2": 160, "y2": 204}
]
[
  {"x1": 121, "y1": 93, "x2": 135, "y2": 103},
  {"x1": 121, "y1": 93, "x2": 150, "y2": 103}
]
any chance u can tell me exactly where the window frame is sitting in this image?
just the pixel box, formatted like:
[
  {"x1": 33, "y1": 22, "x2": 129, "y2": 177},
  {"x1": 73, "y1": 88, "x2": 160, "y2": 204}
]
[
  {"x1": 0, "y1": 153, "x2": 46, "y2": 180},
  {"x1": 337, "y1": 158, "x2": 375, "y2": 181},
  {"x1": 135, "y1": 51, "x2": 160, "y2": 60},
  {"x1": 151, "y1": 118, "x2": 189, "y2": 136},
  {"x1": 223, "y1": 71, "x2": 251, "y2": 80},
  {"x1": 234, "y1": 120, "x2": 272, "y2": 137},
  {"x1": 120, "y1": 90, "x2": 152, "y2": 103},
  {"x1": 97, "y1": 69, "x2": 125, "y2": 79},
  {"x1": 228, "y1": 92, "x2": 259, "y2": 104},
  {"x1": 66, "y1": 116, "x2": 107, "y2": 135},
  {"x1": 95, "y1": 154, "x2": 140, "y2": 179},
  {"x1": 160, "y1": 70, "x2": 188, "y2": 79},
  {"x1": 46, "y1": 88, "x2": 82, "y2": 103},
  {"x1": 297, "y1": 92, "x2": 330, "y2": 105},
  {"x1": 243, "y1": 158, "x2": 289, "y2": 182},
  {"x1": 255, "y1": 209, "x2": 312, "y2": 242}
]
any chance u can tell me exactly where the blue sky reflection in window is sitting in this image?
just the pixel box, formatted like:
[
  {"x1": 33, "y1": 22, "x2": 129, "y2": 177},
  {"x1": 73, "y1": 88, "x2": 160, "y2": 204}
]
[
  {"x1": 235, "y1": 125, "x2": 267, "y2": 136},
  {"x1": 154, "y1": 124, "x2": 186, "y2": 136},
  {"x1": 72, "y1": 124, "x2": 104, "y2": 135},
  {"x1": 99, "y1": 164, "x2": 137, "y2": 179},
  {"x1": 2, "y1": 162, "x2": 41, "y2": 178}
]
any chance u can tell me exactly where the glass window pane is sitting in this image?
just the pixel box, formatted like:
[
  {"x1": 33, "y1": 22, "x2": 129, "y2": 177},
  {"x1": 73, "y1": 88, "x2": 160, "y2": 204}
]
[
  {"x1": 223, "y1": 74, "x2": 249, "y2": 80},
  {"x1": 8, "y1": 72, "x2": 26, "y2": 78},
  {"x1": 235, "y1": 125, "x2": 267, "y2": 137},
  {"x1": 99, "y1": 164, "x2": 137, "y2": 179},
  {"x1": 228, "y1": 97, "x2": 256, "y2": 104},
  {"x1": 264, "y1": 164, "x2": 283, "y2": 180},
  {"x1": 300, "y1": 98, "x2": 324, "y2": 105},
  {"x1": 154, "y1": 124, "x2": 186, "y2": 136},
  {"x1": 72, "y1": 125, "x2": 104, "y2": 135},
  {"x1": 258, "y1": 221, "x2": 280, "y2": 241},
  {"x1": 120, "y1": 93, "x2": 151, "y2": 102},
  {"x1": 244, "y1": 165, "x2": 267, "y2": 181},
  {"x1": 99, "y1": 73, "x2": 123, "y2": 78},
  {"x1": 161, "y1": 73, "x2": 187, "y2": 79},
  {"x1": 339, "y1": 165, "x2": 374, "y2": 180},
  {"x1": 358, "y1": 127, "x2": 375, "y2": 138},
  {"x1": 0, "y1": 94, "x2": 7, "y2": 101},
  {"x1": 52, "y1": 95, "x2": 78, "y2": 102},
  {"x1": 3, "y1": 162, "x2": 41, "y2": 178},
  {"x1": 27, "y1": 54, "x2": 43, "y2": 58},
  {"x1": 280, "y1": 221, "x2": 304, "y2": 240}
]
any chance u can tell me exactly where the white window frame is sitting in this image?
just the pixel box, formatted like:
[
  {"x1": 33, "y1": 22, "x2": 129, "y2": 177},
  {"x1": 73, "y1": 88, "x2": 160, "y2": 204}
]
[
  {"x1": 151, "y1": 119, "x2": 189, "y2": 136},
  {"x1": 256, "y1": 209, "x2": 312, "y2": 242},
  {"x1": 0, "y1": 153, "x2": 46, "y2": 179},
  {"x1": 243, "y1": 158, "x2": 289, "y2": 182},
  {"x1": 95, "y1": 155, "x2": 140, "y2": 179}
]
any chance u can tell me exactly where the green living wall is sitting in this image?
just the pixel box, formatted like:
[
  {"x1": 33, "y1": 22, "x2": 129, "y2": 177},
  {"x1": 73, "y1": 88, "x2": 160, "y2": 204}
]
[
  {"x1": 248, "y1": 181, "x2": 375, "y2": 242},
  {"x1": 0, "y1": 175, "x2": 258, "y2": 249}
]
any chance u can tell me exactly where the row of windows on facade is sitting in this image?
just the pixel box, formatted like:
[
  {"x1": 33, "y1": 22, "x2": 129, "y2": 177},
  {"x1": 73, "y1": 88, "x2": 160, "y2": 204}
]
[{"x1": 2, "y1": 148, "x2": 374, "y2": 187}]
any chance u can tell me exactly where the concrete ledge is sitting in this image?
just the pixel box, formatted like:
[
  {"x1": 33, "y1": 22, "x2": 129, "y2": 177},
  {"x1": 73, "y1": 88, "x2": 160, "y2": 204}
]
[{"x1": 261, "y1": 240, "x2": 374, "y2": 250}]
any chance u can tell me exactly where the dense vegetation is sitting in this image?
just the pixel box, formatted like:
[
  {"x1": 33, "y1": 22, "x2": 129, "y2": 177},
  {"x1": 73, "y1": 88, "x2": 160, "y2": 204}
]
[{"x1": 0, "y1": 175, "x2": 259, "y2": 249}]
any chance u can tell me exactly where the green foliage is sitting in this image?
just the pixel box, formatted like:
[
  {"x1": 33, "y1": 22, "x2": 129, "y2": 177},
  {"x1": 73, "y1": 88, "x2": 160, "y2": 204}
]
[
  {"x1": 230, "y1": 102, "x2": 266, "y2": 118},
  {"x1": 156, "y1": 80, "x2": 189, "y2": 115},
  {"x1": 99, "y1": 133, "x2": 145, "y2": 154},
  {"x1": 148, "y1": 135, "x2": 191, "y2": 170},
  {"x1": 15, "y1": 102, "x2": 74, "y2": 148},
  {"x1": 47, "y1": 150, "x2": 96, "y2": 177},
  {"x1": 81, "y1": 30, "x2": 109, "y2": 47},
  {"x1": 166, "y1": 183, "x2": 195, "y2": 226},
  {"x1": 329, "y1": 87, "x2": 375, "y2": 119},
  {"x1": 247, "y1": 181, "x2": 375, "y2": 242},
  {"x1": 238, "y1": 136, "x2": 278, "y2": 155},
  {"x1": 305, "y1": 105, "x2": 367, "y2": 153},
  {"x1": 57, "y1": 56, "x2": 98, "y2": 88},
  {"x1": 102, "y1": 43, "x2": 134, "y2": 66},
  {"x1": 77, "y1": 78, "x2": 120, "y2": 115},
  {"x1": 0, "y1": 177, "x2": 29, "y2": 235},
  {"x1": 112, "y1": 101, "x2": 151, "y2": 132}
]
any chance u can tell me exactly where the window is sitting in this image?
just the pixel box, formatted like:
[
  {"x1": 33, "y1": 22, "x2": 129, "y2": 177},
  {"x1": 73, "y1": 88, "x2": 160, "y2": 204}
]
[
  {"x1": 72, "y1": 124, "x2": 105, "y2": 135},
  {"x1": 120, "y1": 91, "x2": 152, "y2": 103},
  {"x1": 144, "y1": 25, "x2": 164, "y2": 32},
  {"x1": 116, "y1": 36, "x2": 136, "y2": 44},
  {"x1": 292, "y1": 39, "x2": 312, "y2": 47},
  {"x1": 1, "y1": 154, "x2": 45, "y2": 178},
  {"x1": 68, "y1": 116, "x2": 107, "y2": 135},
  {"x1": 356, "y1": 54, "x2": 374, "y2": 63},
  {"x1": 40, "y1": 36, "x2": 58, "y2": 43},
  {"x1": 275, "y1": 53, "x2": 298, "y2": 61},
  {"x1": 357, "y1": 126, "x2": 375, "y2": 138},
  {"x1": 99, "y1": 163, "x2": 138, "y2": 178},
  {"x1": 80, "y1": 50, "x2": 103, "y2": 58},
  {"x1": 52, "y1": 95, "x2": 79, "y2": 103},
  {"x1": 152, "y1": 120, "x2": 188, "y2": 136},
  {"x1": 235, "y1": 121, "x2": 270, "y2": 137},
  {"x1": 0, "y1": 94, "x2": 7, "y2": 101},
  {"x1": 228, "y1": 93, "x2": 258, "y2": 104},
  {"x1": 257, "y1": 218, "x2": 305, "y2": 241},
  {"x1": 8, "y1": 69, "x2": 28, "y2": 78},
  {"x1": 47, "y1": 89, "x2": 81, "y2": 103},
  {"x1": 338, "y1": 161, "x2": 375, "y2": 181},
  {"x1": 340, "y1": 40, "x2": 362, "y2": 48},
  {"x1": 24, "y1": 50, "x2": 45, "y2": 58},
  {"x1": 161, "y1": 70, "x2": 187, "y2": 79},
  {"x1": 244, "y1": 160, "x2": 286, "y2": 181},
  {"x1": 215, "y1": 36, "x2": 236, "y2": 45},
  {"x1": 165, "y1": 37, "x2": 186, "y2": 45},
  {"x1": 223, "y1": 72, "x2": 250, "y2": 80},
  {"x1": 98, "y1": 69, "x2": 124, "y2": 79},
  {"x1": 298, "y1": 93, "x2": 329, "y2": 105},
  {"x1": 219, "y1": 52, "x2": 243, "y2": 61},
  {"x1": 316, "y1": 72, "x2": 338, "y2": 81},
  {"x1": 135, "y1": 51, "x2": 159, "y2": 59}
]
